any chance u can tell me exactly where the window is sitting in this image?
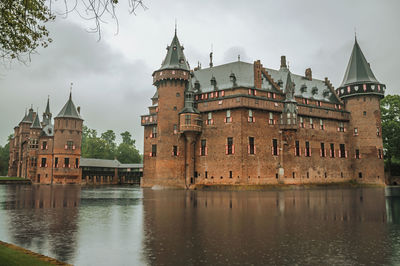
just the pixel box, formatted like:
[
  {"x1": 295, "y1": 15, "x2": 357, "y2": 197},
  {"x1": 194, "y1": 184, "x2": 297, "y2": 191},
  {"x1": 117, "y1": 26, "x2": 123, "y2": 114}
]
[
  {"x1": 75, "y1": 158, "x2": 79, "y2": 168},
  {"x1": 248, "y1": 109, "x2": 254, "y2": 122},
  {"x1": 41, "y1": 141, "x2": 47, "y2": 150},
  {"x1": 295, "y1": 141, "x2": 300, "y2": 156},
  {"x1": 64, "y1": 158, "x2": 70, "y2": 168},
  {"x1": 205, "y1": 171, "x2": 208, "y2": 178},
  {"x1": 363, "y1": 111, "x2": 367, "y2": 116},
  {"x1": 287, "y1": 113, "x2": 291, "y2": 125},
  {"x1": 225, "y1": 110, "x2": 232, "y2": 123},
  {"x1": 272, "y1": 139, "x2": 278, "y2": 156},
  {"x1": 151, "y1": 127, "x2": 157, "y2": 138},
  {"x1": 229, "y1": 171, "x2": 233, "y2": 178},
  {"x1": 55, "y1": 157, "x2": 58, "y2": 168},
  {"x1": 339, "y1": 144, "x2": 346, "y2": 158},
  {"x1": 305, "y1": 141, "x2": 311, "y2": 157},
  {"x1": 309, "y1": 118, "x2": 314, "y2": 129},
  {"x1": 354, "y1": 128, "x2": 358, "y2": 136},
  {"x1": 378, "y1": 149, "x2": 383, "y2": 159},
  {"x1": 185, "y1": 115, "x2": 191, "y2": 125},
  {"x1": 359, "y1": 172, "x2": 363, "y2": 178},
  {"x1": 249, "y1": 137, "x2": 255, "y2": 154},
  {"x1": 151, "y1": 145, "x2": 157, "y2": 157},
  {"x1": 330, "y1": 143, "x2": 335, "y2": 158},
  {"x1": 317, "y1": 101, "x2": 321, "y2": 107},
  {"x1": 292, "y1": 172, "x2": 296, "y2": 179},
  {"x1": 200, "y1": 140, "x2": 207, "y2": 156},
  {"x1": 300, "y1": 117, "x2": 304, "y2": 128},
  {"x1": 248, "y1": 89, "x2": 256, "y2": 95},
  {"x1": 226, "y1": 137, "x2": 234, "y2": 155},
  {"x1": 173, "y1": 146, "x2": 178, "y2": 156},
  {"x1": 320, "y1": 143, "x2": 325, "y2": 157},
  {"x1": 377, "y1": 127, "x2": 380, "y2": 136},
  {"x1": 355, "y1": 149, "x2": 360, "y2": 159},
  {"x1": 338, "y1": 122, "x2": 345, "y2": 132},
  {"x1": 176, "y1": 92, "x2": 180, "y2": 97},
  {"x1": 66, "y1": 141, "x2": 74, "y2": 150},
  {"x1": 41, "y1": 158, "x2": 47, "y2": 167},
  {"x1": 320, "y1": 119, "x2": 324, "y2": 130},
  {"x1": 207, "y1": 112, "x2": 213, "y2": 125},
  {"x1": 173, "y1": 124, "x2": 178, "y2": 134},
  {"x1": 269, "y1": 113, "x2": 274, "y2": 125},
  {"x1": 31, "y1": 139, "x2": 38, "y2": 149}
]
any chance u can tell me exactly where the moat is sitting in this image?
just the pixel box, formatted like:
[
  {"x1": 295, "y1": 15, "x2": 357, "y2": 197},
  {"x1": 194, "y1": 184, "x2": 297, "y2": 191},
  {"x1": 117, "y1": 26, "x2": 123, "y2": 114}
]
[{"x1": 1, "y1": 185, "x2": 400, "y2": 265}]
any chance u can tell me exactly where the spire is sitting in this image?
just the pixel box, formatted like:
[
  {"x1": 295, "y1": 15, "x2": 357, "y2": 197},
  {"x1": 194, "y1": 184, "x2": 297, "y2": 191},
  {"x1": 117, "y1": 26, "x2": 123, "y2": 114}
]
[
  {"x1": 340, "y1": 39, "x2": 379, "y2": 87},
  {"x1": 31, "y1": 113, "x2": 42, "y2": 129},
  {"x1": 158, "y1": 29, "x2": 189, "y2": 71},
  {"x1": 22, "y1": 107, "x2": 34, "y2": 123},
  {"x1": 284, "y1": 71, "x2": 296, "y2": 103},
  {"x1": 56, "y1": 92, "x2": 83, "y2": 120},
  {"x1": 179, "y1": 77, "x2": 199, "y2": 114},
  {"x1": 42, "y1": 96, "x2": 52, "y2": 126}
]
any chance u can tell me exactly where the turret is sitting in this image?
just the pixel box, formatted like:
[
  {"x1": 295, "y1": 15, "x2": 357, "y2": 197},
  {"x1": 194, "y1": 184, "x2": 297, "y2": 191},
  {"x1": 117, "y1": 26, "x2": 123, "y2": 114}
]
[
  {"x1": 280, "y1": 70, "x2": 298, "y2": 130},
  {"x1": 338, "y1": 38, "x2": 385, "y2": 183},
  {"x1": 42, "y1": 97, "x2": 52, "y2": 126},
  {"x1": 142, "y1": 29, "x2": 190, "y2": 188},
  {"x1": 53, "y1": 92, "x2": 83, "y2": 183}
]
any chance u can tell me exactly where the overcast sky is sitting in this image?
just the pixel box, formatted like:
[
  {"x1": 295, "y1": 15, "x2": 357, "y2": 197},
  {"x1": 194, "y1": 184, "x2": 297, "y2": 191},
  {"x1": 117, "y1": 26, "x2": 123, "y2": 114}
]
[{"x1": 0, "y1": 0, "x2": 399, "y2": 152}]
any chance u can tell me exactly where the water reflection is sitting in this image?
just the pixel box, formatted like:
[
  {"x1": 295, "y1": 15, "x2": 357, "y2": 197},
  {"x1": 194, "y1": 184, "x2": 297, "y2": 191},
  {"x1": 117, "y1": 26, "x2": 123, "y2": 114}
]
[
  {"x1": 142, "y1": 188, "x2": 398, "y2": 265},
  {"x1": 1, "y1": 185, "x2": 400, "y2": 265}
]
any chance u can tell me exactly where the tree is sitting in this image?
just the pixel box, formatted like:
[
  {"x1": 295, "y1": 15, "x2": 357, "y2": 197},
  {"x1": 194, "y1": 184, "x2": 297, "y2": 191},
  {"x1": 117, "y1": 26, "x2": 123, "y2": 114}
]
[
  {"x1": 116, "y1": 131, "x2": 141, "y2": 163},
  {"x1": 0, "y1": 0, "x2": 146, "y2": 62},
  {"x1": 381, "y1": 94, "x2": 400, "y2": 172},
  {"x1": 0, "y1": 135, "x2": 12, "y2": 176},
  {"x1": 101, "y1": 130, "x2": 117, "y2": 159}
]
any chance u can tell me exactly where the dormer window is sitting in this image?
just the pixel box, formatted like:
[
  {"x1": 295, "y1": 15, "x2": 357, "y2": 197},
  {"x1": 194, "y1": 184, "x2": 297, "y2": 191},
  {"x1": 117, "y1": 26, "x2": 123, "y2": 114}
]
[
  {"x1": 311, "y1": 87, "x2": 318, "y2": 95},
  {"x1": 194, "y1": 80, "x2": 200, "y2": 90},
  {"x1": 230, "y1": 73, "x2": 236, "y2": 84},
  {"x1": 300, "y1": 85, "x2": 307, "y2": 93},
  {"x1": 277, "y1": 80, "x2": 283, "y2": 87},
  {"x1": 323, "y1": 89, "x2": 330, "y2": 98},
  {"x1": 211, "y1": 76, "x2": 217, "y2": 87}
]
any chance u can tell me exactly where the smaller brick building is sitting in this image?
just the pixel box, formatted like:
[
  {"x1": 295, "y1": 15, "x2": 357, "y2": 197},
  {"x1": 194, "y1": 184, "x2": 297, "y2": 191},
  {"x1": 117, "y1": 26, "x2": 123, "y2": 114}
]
[{"x1": 8, "y1": 93, "x2": 84, "y2": 184}]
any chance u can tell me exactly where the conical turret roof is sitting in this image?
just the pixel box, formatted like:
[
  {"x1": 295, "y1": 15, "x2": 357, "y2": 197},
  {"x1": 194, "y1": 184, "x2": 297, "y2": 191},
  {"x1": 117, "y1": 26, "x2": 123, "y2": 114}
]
[
  {"x1": 340, "y1": 38, "x2": 379, "y2": 87},
  {"x1": 22, "y1": 108, "x2": 34, "y2": 123},
  {"x1": 44, "y1": 97, "x2": 50, "y2": 114},
  {"x1": 56, "y1": 92, "x2": 82, "y2": 120},
  {"x1": 158, "y1": 30, "x2": 189, "y2": 71},
  {"x1": 31, "y1": 114, "x2": 42, "y2": 129}
]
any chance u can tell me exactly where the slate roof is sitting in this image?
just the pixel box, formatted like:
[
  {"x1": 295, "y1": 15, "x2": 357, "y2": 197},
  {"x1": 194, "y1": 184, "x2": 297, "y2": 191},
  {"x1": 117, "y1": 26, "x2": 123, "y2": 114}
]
[
  {"x1": 21, "y1": 108, "x2": 34, "y2": 123},
  {"x1": 44, "y1": 97, "x2": 51, "y2": 114},
  {"x1": 340, "y1": 38, "x2": 380, "y2": 87},
  {"x1": 30, "y1": 114, "x2": 42, "y2": 129},
  {"x1": 56, "y1": 93, "x2": 83, "y2": 120},
  {"x1": 80, "y1": 158, "x2": 143, "y2": 169},
  {"x1": 42, "y1": 124, "x2": 54, "y2": 137},
  {"x1": 192, "y1": 61, "x2": 340, "y2": 103},
  {"x1": 158, "y1": 31, "x2": 190, "y2": 71}
]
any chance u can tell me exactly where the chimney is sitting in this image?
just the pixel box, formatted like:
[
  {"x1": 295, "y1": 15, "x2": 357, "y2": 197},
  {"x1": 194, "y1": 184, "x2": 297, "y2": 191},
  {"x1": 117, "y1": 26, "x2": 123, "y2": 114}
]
[
  {"x1": 305, "y1": 68, "x2": 312, "y2": 81},
  {"x1": 77, "y1": 106, "x2": 81, "y2": 114},
  {"x1": 280, "y1": 56, "x2": 287, "y2": 69}
]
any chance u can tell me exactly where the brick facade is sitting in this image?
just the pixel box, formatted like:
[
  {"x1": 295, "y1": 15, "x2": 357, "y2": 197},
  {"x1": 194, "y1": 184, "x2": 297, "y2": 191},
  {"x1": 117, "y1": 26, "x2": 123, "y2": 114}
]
[
  {"x1": 141, "y1": 33, "x2": 386, "y2": 188},
  {"x1": 8, "y1": 94, "x2": 83, "y2": 184}
]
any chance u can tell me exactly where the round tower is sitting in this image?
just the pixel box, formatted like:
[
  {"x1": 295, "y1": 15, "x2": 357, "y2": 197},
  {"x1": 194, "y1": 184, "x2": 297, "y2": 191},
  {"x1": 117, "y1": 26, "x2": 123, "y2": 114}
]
[
  {"x1": 336, "y1": 38, "x2": 385, "y2": 183},
  {"x1": 142, "y1": 30, "x2": 190, "y2": 188},
  {"x1": 53, "y1": 92, "x2": 83, "y2": 184}
]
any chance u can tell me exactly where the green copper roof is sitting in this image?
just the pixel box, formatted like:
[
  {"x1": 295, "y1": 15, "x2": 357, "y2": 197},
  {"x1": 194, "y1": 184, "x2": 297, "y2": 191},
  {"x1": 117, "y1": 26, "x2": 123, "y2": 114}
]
[
  {"x1": 158, "y1": 31, "x2": 189, "y2": 71},
  {"x1": 30, "y1": 114, "x2": 41, "y2": 129},
  {"x1": 56, "y1": 93, "x2": 83, "y2": 120},
  {"x1": 340, "y1": 38, "x2": 379, "y2": 87}
]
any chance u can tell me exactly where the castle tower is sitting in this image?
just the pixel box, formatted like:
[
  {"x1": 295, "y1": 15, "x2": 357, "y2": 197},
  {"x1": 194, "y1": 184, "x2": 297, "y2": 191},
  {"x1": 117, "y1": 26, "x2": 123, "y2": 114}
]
[
  {"x1": 336, "y1": 38, "x2": 385, "y2": 183},
  {"x1": 28, "y1": 113, "x2": 42, "y2": 181},
  {"x1": 142, "y1": 29, "x2": 190, "y2": 188},
  {"x1": 18, "y1": 107, "x2": 35, "y2": 177},
  {"x1": 53, "y1": 92, "x2": 83, "y2": 184},
  {"x1": 42, "y1": 97, "x2": 52, "y2": 126}
]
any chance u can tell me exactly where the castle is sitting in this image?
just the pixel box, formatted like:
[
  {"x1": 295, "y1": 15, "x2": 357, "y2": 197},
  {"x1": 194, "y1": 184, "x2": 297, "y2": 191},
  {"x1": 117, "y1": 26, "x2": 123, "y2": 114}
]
[
  {"x1": 141, "y1": 31, "x2": 385, "y2": 188},
  {"x1": 8, "y1": 93, "x2": 83, "y2": 184}
]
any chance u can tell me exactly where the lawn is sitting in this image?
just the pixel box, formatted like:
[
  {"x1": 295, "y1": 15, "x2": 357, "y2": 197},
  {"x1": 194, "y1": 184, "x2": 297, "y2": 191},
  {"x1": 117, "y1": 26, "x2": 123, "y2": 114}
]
[
  {"x1": 0, "y1": 177, "x2": 26, "y2": 181},
  {"x1": 0, "y1": 241, "x2": 68, "y2": 266}
]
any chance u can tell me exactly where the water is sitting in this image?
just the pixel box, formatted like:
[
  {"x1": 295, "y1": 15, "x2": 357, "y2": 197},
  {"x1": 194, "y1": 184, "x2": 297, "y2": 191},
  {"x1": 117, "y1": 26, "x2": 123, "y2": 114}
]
[{"x1": 0, "y1": 185, "x2": 400, "y2": 265}]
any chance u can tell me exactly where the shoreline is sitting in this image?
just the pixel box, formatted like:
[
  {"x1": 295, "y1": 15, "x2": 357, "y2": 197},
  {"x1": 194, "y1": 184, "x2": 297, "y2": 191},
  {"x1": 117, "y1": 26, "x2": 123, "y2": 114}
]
[{"x1": 0, "y1": 240, "x2": 70, "y2": 265}]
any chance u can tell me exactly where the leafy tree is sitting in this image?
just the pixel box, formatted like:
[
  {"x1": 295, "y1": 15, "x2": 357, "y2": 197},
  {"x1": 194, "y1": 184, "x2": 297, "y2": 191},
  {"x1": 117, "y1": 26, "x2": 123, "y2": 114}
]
[
  {"x1": 116, "y1": 131, "x2": 141, "y2": 163},
  {"x1": 0, "y1": 0, "x2": 146, "y2": 62},
  {"x1": 0, "y1": 135, "x2": 12, "y2": 176},
  {"x1": 381, "y1": 94, "x2": 400, "y2": 172}
]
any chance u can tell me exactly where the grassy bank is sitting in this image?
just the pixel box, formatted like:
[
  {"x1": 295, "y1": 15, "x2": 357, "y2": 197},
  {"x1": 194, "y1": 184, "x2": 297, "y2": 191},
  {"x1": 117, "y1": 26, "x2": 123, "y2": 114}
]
[
  {"x1": 0, "y1": 241, "x2": 69, "y2": 266},
  {"x1": 0, "y1": 177, "x2": 26, "y2": 181}
]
